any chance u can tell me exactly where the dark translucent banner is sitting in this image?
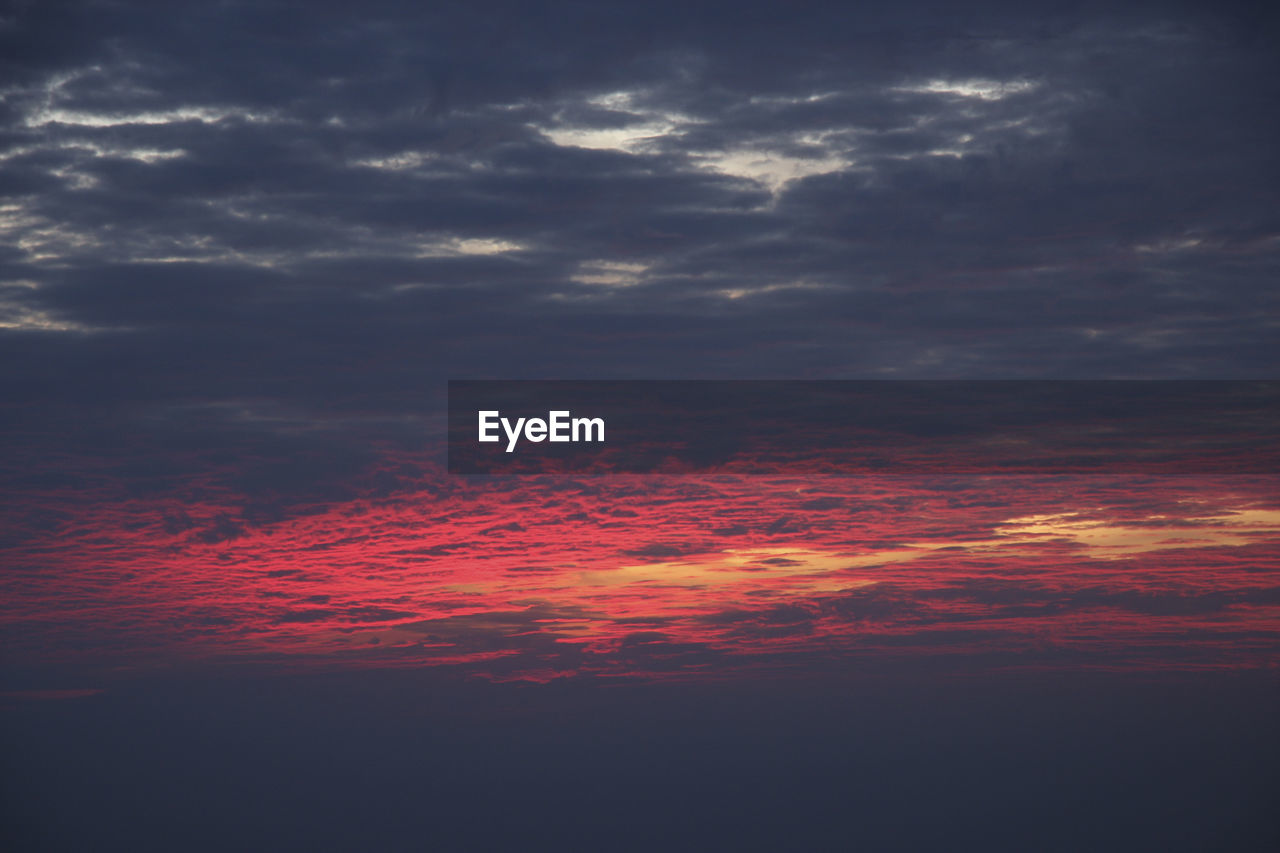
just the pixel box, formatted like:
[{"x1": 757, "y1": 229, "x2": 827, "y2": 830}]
[{"x1": 447, "y1": 381, "x2": 1280, "y2": 475}]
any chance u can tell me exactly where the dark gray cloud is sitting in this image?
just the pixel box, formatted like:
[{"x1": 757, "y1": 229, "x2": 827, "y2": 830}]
[{"x1": 0, "y1": 0, "x2": 1276, "y2": 499}]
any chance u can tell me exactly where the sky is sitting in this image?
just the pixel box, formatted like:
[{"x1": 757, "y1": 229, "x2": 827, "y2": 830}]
[{"x1": 1, "y1": 1, "x2": 1278, "y2": 851}]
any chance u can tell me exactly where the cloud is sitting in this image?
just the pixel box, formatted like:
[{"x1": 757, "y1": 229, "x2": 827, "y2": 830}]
[
  {"x1": 1, "y1": 1, "x2": 1278, "y2": 682},
  {"x1": 0, "y1": 2, "x2": 1274, "y2": 413}
]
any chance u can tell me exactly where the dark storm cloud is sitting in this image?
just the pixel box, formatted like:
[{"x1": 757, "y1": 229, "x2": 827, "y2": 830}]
[{"x1": 0, "y1": 0, "x2": 1277, "y2": 502}]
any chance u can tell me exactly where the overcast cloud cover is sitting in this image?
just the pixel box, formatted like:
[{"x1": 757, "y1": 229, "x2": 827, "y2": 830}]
[
  {"x1": 2, "y1": 0, "x2": 1277, "y2": 405},
  {"x1": 0, "y1": 0, "x2": 1275, "y2": 539},
  {"x1": 2, "y1": 5, "x2": 1278, "y2": 849}
]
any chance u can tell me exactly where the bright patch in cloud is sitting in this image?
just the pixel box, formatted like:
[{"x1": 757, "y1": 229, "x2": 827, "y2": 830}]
[
  {"x1": 542, "y1": 119, "x2": 679, "y2": 153},
  {"x1": 696, "y1": 146, "x2": 851, "y2": 192},
  {"x1": 0, "y1": 281, "x2": 92, "y2": 331},
  {"x1": 571, "y1": 260, "x2": 648, "y2": 287},
  {"x1": 352, "y1": 150, "x2": 439, "y2": 171},
  {"x1": 896, "y1": 78, "x2": 1040, "y2": 100},
  {"x1": 417, "y1": 236, "x2": 526, "y2": 257},
  {"x1": 27, "y1": 105, "x2": 275, "y2": 128},
  {"x1": 994, "y1": 509, "x2": 1280, "y2": 558},
  {"x1": 1134, "y1": 236, "x2": 1206, "y2": 254},
  {"x1": 577, "y1": 547, "x2": 882, "y2": 595},
  {"x1": 538, "y1": 89, "x2": 697, "y2": 153},
  {"x1": 716, "y1": 281, "x2": 831, "y2": 300}
]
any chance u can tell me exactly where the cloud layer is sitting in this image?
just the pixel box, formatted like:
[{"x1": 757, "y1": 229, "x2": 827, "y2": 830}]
[{"x1": 1, "y1": 1, "x2": 1278, "y2": 684}]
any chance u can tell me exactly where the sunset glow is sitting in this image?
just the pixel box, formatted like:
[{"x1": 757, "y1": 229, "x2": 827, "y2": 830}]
[{"x1": 6, "y1": 462, "x2": 1275, "y2": 682}]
